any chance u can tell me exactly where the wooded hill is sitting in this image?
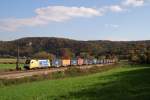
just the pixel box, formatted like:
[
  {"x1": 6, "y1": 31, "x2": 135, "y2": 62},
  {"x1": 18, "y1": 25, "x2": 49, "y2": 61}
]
[{"x1": 0, "y1": 37, "x2": 150, "y2": 63}]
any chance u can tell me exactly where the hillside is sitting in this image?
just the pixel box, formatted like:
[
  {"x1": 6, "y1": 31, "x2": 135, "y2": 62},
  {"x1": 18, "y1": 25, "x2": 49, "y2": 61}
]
[{"x1": 0, "y1": 37, "x2": 150, "y2": 59}]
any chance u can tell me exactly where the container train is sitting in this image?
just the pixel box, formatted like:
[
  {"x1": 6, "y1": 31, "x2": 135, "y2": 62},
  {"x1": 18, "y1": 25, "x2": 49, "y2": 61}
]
[{"x1": 24, "y1": 58, "x2": 117, "y2": 69}]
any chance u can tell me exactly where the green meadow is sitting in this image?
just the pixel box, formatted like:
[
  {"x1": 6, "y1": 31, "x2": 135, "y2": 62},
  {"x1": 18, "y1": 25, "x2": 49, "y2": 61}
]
[
  {"x1": 0, "y1": 58, "x2": 24, "y2": 70},
  {"x1": 0, "y1": 64, "x2": 150, "y2": 100},
  {"x1": 0, "y1": 64, "x2": 23, "y2": 70}
]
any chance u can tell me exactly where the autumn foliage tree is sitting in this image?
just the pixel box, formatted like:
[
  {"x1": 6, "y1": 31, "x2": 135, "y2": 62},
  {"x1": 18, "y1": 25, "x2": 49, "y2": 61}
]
[
  {"x1": 129, "y1": 47, "x2": 150, "y2": 64},
  {"x1": 33, "y1": 51, "x2": 55, "y2": 60},
  {"x1": 59, "y1": 48, "x2": 74, "y2": 59}
]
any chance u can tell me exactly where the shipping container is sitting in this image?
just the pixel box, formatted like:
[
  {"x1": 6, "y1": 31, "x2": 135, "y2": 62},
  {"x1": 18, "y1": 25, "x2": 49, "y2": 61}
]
[
  {"x1": 51, "y1": 59, "x2": 62, "y2": 67},
  {"x1": 38, "y1": 59, "x2": 51, "y2": 68},
  {"x1": 98, "y1": 59, "x2": 103, "y2": 64},
  {"x1": 62, "y1": 59, "x2": 70, "y2": 66},
  {"x1": 107, "y1": 59, "x2": 110, "y2": 63},
  {"x1": 104, "y1": 59, "x2": 107, "y2": 64},
  {"x1": 92, "y1": 59, "x2": 97, "y2": 64},
  {"x1": 77, "y1": 58, "x2": 84, "y2": 65},
  {"x1": 99, "y1": 59, "x2": 101, "y2": 64},
  {"x1": 71, "y1": 59, "x2": 78, "y2": 66},
  {"x1": 88, "y1": 59, "x2": 93, "y2": 65},
  {"x1": 83, "y1": 59, "x2": 89, "y2": 65}
]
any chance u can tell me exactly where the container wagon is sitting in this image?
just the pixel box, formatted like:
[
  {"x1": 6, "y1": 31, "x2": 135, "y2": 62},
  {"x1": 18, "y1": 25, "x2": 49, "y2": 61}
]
[
  {"x1": 70, "y1": 59, "x2": 78, "y2": 66},
  {"x1": 38, "y1": 59, "x2": 51, "y2": 68},
  {"x1": 83, "y1": 59, "x2": 89, "y2": 65},
  {"x1": 51, "y1": 59, "x2": 62, "y2": 67},
  {"x1": 88, "y1": 59, "x2": 93, "y2": 65},
  {"x1": 92, "y1": 59, "x2": 97, "y2": 64},
  {"x1": 62, "y1": 59, "x2": 71, "y2": 67},
  {"x1": 77, "y1": 58, "x2": 84, "y2": 66}
]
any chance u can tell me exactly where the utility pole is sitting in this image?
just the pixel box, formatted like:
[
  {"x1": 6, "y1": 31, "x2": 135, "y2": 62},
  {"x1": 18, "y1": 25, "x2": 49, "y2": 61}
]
[{"x1": 16, "y1": 40, "x2": 20, "y2": 70}]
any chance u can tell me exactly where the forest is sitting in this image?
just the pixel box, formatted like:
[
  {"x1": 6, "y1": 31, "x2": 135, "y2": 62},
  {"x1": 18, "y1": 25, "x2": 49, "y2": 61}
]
[{"x1": 0, "y1": 37, "x2": 150, "y2": 64}]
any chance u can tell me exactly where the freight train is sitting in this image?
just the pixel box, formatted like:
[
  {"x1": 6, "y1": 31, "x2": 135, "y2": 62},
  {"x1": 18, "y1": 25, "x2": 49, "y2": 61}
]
[{"x1": 24, "y1": 58, "x2": 117, "y2": 69}]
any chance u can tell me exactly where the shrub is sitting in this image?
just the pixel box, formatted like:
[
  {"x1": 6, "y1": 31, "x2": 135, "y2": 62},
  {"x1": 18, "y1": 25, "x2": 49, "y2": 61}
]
[
  {"x1": 51, "y1": 71, "x2": 65, "y2": 79},
  {"x1": 65, "y1": 67, "x2": 83, "y2": 77}
]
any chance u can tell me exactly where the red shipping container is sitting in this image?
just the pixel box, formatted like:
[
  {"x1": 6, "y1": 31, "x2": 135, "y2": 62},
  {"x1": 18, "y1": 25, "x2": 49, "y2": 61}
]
[{"x1": 77, "y1": 58, "x2": 84, "y2": 65}]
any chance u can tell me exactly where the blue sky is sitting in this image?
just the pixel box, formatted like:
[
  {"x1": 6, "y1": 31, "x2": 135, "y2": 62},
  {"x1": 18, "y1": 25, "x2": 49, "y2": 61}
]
[{"x1": 0, "y1": 0, "x2": 150, "y2": 41}]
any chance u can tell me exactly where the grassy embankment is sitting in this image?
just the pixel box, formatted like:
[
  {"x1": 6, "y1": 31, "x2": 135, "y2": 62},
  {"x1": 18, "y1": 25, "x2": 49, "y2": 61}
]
[
  {"x1": 0, "y1": 63, "x2": 150, "y2": 100},
  {"x1": 0, "y1": 58, "x2": 24, "y2": 70}
]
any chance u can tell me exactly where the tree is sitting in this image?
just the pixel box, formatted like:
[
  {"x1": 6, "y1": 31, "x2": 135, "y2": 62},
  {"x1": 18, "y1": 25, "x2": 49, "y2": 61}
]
[
  {"x1": 79, "y1": 52, "x2": 90, "y2": 59},
  {"x1": 33, "y1": 51, "x2": 55, "y2": 60},
  {"x1": 130, "y1": 55, "x2": 140, "y2": 63},
  {"x1": 59, "y1": 48, "x2": 74, "y2": 59}
]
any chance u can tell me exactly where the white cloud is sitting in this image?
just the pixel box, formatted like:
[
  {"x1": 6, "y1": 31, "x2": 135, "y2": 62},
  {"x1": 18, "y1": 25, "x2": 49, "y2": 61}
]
[
  {"x1": 123, "y1": 0, "x2": 145, "y2": 7},
  {"x1": 0, "y1": 6, "x2": 102, "y2": 32},
  {"x1": 101, "y1": 5, "x2": 124, "y2": 13},
  {"x1": 109, "y1": 5, "x2": 124, "y2": 12},
  {"x1": 0, "y1": 0, "x2": 148, "y2": 32},
  {"x1": 105, "y1": 24, "x2": 120, "y2": 29},
  {"x1": 35, "y1": 6, "x2": 102, "y2": 22}
]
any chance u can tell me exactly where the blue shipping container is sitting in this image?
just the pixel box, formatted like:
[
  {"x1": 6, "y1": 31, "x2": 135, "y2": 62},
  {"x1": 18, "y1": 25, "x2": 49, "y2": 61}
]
[
  {"x1": 71, "y1": 59, "x2": 77, "y2": 66},
  {"x1": 38, "y1": 59, "x2": 50, "y2": 68},
  {"x1": 52, "y1": 59, "x2": 62, "y2": 67}
]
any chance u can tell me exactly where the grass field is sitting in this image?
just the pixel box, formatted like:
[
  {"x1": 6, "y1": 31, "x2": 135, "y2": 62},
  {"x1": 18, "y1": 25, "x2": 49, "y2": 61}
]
[
  {"x1": 0, "y1": 64, "x2": 150, "y2": 100},
  {"x1": 0, "y1": 58, "x2": 25, "y2": 64},
  {"x1": 0, "y1": 64, "x2": 23, "y2": 70},
  {"x1": 0, "y1": 58, "x2": 24, "y2": 70}
]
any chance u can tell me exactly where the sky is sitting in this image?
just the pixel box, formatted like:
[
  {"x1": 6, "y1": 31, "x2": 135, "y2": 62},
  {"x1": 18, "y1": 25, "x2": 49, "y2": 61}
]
[{"x1": 0, "y1": 0, "x2": 150, "y2": 41}]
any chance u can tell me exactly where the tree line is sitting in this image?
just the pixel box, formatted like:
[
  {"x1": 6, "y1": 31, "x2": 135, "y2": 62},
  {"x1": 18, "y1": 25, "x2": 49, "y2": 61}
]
[{"x1": 0, "y1": 37, "x2": 150, "y2": 64}]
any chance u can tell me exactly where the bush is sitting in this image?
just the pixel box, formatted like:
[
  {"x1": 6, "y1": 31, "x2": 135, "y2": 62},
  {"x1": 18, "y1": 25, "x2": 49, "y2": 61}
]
[
  {"x1": 65, "y1": 67, "x2": 83, "y2": 77},
  {"x1": 51, "y1": 71, "x2": 65, "y2": 79}
]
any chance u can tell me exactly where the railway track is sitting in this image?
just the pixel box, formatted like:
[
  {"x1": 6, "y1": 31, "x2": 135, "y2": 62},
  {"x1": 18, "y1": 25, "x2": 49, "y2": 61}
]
[{"x1": 0, "y1": 63, "x2": 114, "y2": 79}]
